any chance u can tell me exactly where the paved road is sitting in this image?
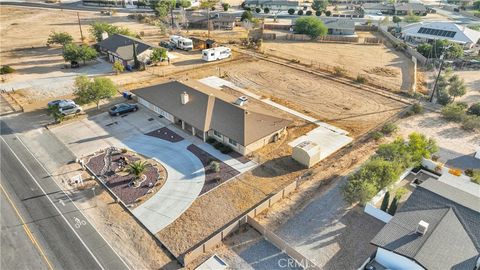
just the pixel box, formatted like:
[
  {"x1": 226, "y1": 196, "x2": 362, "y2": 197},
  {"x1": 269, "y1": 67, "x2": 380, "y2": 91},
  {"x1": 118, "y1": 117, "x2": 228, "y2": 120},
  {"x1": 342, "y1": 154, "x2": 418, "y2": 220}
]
[{"x1": 0, "y1": 121, "x2": 130, "y2": 270}]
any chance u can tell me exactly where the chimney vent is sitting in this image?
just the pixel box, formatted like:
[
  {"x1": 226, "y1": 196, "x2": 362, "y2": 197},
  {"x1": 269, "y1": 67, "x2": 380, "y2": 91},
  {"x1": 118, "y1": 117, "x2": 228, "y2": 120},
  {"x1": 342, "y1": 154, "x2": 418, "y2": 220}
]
[
  {"x1": 181, "y1": 92, "x2": 189, "y2": 105},
  {"x1": 416, "y1": 220, "x2": 429, "y2": 235}
]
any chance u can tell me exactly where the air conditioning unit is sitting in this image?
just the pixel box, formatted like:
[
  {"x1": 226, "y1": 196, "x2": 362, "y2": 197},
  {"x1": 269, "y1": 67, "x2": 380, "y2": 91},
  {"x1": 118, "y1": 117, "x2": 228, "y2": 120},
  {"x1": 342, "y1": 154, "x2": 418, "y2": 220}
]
[
  {"x1": 234, "y1": 96, "x2": 248, "y2": 106},
  {"x1": 416, "y1": 220, "x2": 429, "y2": 235}
]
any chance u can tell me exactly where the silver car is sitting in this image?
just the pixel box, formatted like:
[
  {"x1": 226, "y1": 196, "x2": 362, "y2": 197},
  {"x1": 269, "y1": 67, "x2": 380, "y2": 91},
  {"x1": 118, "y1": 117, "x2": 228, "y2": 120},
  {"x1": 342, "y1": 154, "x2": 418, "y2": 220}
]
[{"x1": 59, "y1": 103, "x2": 82, "y2": 116}]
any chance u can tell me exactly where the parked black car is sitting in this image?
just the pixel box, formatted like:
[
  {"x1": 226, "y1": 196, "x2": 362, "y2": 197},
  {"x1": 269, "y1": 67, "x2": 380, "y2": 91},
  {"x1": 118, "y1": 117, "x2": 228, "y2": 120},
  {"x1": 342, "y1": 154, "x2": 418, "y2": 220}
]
[
  {"x1": 159, "y1": 40, "x2": 175, "y2": 51},
  {"x1": 109, "y1": 103, "x2": 138, "y2": 116}
]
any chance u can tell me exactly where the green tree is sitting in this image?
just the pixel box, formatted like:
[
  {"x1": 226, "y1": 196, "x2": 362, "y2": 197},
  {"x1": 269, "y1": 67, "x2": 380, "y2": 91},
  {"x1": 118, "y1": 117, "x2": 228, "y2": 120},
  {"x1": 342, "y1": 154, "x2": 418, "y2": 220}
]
[
  {"x1": 200, "y1": 0, "x2": 219, "y2": 36},
  {"x1": 311, "y1": 0, "x2": 328, "y2": 11},
  {"x1": 241, "y1": 10, "x2": 253, "y2": 21},
  {"x1": 152, "y1": 0, "x2": 176, "y2": 20},
  {"x1": 359, "y1": 158, "x2": 402, "y2": 190},
  {"x1": 442, "y1": 102, "x2": 466, "y2": 121},
  {"x1": 47, "y1": 104, "x2": 65, "y2": 123},
  {"x1": 112, "y1": 61, "x2": 125, "y2": 74},
  {"x1": 306, "y1": 10, "x2": 313, "y2": 15},
  {"x1": 387, "y1": 197, "x2": 398, "y2": 215},
  {"x1": 417, "y1": 43, "x2": 432, "y2": 58},
  {"x1": 288, "y1": 8, "x2": 295, "y2": 15},
  {"x1": 404, "y1": 12, "x2": 421, "y2": 23},
  {"x1": 264, "y1": 7, "x2": 270, "y2": 13},
  {"x1": 376, "y1": 138, "x2": 413, "y2": 168},
  {"x1": 473, "y1": 0, "x2": 480, "y2": 9},
  {"x1": 380, "y1": 191, "x2": 390, "y2": 211},
  {"x1": 297, "y1": 9, "x2": 304, "y2": 15},
  {"x1": 407, "y1": 132, "x2": 438, "y2": 164},
  {"x1": 150, "y1": 47, "x2": 168, "y2": 64},
  {"x1": 294, "y1": 16, "x2": 327, "y2": 39},
  {"x1": 222, "y1": 2, "x2": 229, "y2": 11},
  {"x1": 447, "y1": 75, "x2": 466, "y2": 101},
  {"x1": 392, "y1": 16, "x2": 401, "y2": 27},
  {"x1": 89, "y1": 22, "x2": 135, "y2": 42},
  {"x1": 342, "y1": 173, "x2": 378, "y2": 205},
  {"x1": 467, "y1": 102, "x2": 480, "y2": 116},
  {"x1": 78, "y1": 45, "x2": 98, "y2": 64},
  {"x1": 63, "y1": 43, "x2": 80, "y2": 63},
  {"x1": 47, "y1": 31, "x2": 74, "y2": 47},
  {"x1": 325, "y1": 10, "x2": 332, "y2": 16},
  {"x1": 0, "y1": 66, "x2": 15, "y2": 75},
  {"x1": 255, "y1": 7, "x2": 261, "y2": 13},
  {"x1": 315, "y1": 10, "x2": 322, "y2": 16},
  {"x1": 177, "y1": 0, "x2": 191, "y2": 8},
  {"x1": 74, "y1": 75, "x2": 118, "y2": 109}
]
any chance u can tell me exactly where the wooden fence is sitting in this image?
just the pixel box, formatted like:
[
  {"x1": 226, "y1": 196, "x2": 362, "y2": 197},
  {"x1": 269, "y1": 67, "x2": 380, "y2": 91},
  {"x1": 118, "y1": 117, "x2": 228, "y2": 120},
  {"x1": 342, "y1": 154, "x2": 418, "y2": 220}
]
[
  {"x1": 285, "y1": 34, "x2": 359, "y2": 43},
  {"x1": 378, "y1": 27, "x2": 428, "y2": 66},
  {"x1": 181, "y1": 179, "x2": 300, "y2": 266}
]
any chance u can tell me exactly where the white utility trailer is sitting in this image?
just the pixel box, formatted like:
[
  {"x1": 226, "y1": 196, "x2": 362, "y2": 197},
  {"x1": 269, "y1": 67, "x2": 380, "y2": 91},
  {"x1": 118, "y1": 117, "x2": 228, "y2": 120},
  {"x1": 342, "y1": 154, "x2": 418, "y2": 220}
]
[
  {"x1": 170, "y1": 35, "x2": 193, "y2": 51},
  {"x1": 202, "y1": 47, "x2": 231, "y2": 62}
]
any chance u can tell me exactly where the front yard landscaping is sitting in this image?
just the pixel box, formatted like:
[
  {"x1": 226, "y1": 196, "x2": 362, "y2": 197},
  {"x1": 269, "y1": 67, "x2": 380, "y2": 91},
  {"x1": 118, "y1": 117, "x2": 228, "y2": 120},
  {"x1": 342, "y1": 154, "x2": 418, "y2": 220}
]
[{"x1": 86, "y1": 147, "x2": 166, "y2": 206}]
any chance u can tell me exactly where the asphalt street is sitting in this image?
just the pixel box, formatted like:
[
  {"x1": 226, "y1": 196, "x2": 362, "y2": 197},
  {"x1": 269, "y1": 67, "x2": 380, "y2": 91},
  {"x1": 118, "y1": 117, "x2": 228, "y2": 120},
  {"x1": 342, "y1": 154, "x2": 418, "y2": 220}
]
[{"x1": 0, "y1": 121, "x2": 130, "y2": 270}]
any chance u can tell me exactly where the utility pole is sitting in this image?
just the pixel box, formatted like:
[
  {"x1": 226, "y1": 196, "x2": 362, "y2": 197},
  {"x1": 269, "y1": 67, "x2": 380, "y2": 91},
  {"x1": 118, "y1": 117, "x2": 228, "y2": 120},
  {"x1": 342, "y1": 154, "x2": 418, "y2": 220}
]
[
  {"x1": 170, "y1": 5, "x2": 175, "y2": 28},
  {"x1": 429, "y1": 45, "x2": 451, "y2": 103},
  {"x1": 77, "y1": 12, "x2": 84, "y2": 42},
  {"x1": 207, "y1": 6, "x2": 211, "y2": 38}
]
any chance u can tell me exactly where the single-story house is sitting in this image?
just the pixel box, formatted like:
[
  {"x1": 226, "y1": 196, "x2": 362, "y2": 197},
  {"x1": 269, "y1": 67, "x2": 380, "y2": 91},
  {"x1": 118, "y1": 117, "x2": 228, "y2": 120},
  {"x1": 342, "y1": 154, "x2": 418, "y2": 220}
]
[
  {"x1": 213, "y1": 14, "x2": 237, "y2": 30},
  {"x1": 368, "y1": 179, "x2": 480, "y2": 269},
  {"x1": 244, "y1": 0, "x2": 300, "y2": 11},
  {"x1": 97, "y1": 34, "x2": 155, "y2": 69},
  {"x1": 393, "y1": 3, "x2": 427, "y2": 15},
  {"x1": 401, "y1": 21, "x2": 480, "y2": 49},
  {"x1": 360, "y1": 3, "x2": 394, "y2": 14},
  {"x1": 321, "y1": 18, "x2": 356, "y2": 35},
  {"x1": 134, "y1": 81, "x2": 292, "y2": 155}
]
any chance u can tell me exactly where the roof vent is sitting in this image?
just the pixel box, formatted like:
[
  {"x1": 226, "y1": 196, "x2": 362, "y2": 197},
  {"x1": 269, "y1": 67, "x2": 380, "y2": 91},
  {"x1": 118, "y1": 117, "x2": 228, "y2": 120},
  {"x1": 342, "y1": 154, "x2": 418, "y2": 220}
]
[
  {"x1": 181, "y1": 92, "x2": 189, "y2": 105},
  {"x1": 416, "y1": 220, "x2": 429, "y2": 235},
  {"x1": 234, "y1": 96, "x2": 249, "y2": 106}
]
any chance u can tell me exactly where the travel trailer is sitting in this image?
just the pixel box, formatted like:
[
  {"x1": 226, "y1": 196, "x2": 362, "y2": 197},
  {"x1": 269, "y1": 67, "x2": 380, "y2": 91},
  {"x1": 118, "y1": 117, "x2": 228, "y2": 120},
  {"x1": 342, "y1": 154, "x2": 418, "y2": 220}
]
[
  {"x1": 202, "y1": 46, "x2": 231, "y2": 62},
  {"x1": 170, "y1": 35, "x2": 193, "y2": 51}
]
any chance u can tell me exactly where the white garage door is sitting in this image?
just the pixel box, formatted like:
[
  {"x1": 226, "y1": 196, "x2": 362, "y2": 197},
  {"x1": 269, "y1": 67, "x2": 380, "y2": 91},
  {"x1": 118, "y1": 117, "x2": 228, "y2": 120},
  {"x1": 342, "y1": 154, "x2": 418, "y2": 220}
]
[{"x1": 138, "y1": 98, "x2": 174, "y2": 123}]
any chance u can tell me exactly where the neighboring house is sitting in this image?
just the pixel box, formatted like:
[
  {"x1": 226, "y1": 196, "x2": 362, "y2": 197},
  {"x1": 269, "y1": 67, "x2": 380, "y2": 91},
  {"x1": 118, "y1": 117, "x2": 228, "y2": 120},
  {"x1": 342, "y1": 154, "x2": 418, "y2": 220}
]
[
  {"x1": 401, "y1": 21, "x2": 480, "y2": 49},
  {"x1": 213, "y1": 14, "x2": 237, "y2": 30},
  {"x1": 321, "y1": 18, "x2": 356, "y2": 35},
  {"x1": 244, "y1": 0, "x2": 300, "y2": 11},
  {"x1": 393, "y1": 3, "x2": 427, "y2": 15},
  {"x1": 97, "y1": 34, "x2": 155, "y2": 69},
  {"x1": 134, "y1": 81, "x2": 292, "y2": 155},
  {"x1": 367, "y1": 179, "x2": 480, "y2": 269},
  {"x1": 360, "y1": 3, "x2": 394, "y2": 14}
]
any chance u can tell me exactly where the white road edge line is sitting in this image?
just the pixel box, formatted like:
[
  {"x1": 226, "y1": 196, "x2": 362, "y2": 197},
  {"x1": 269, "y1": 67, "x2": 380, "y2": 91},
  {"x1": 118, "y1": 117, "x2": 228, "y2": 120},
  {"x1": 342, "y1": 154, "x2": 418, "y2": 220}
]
[
  {"x1": 1, "y1": 136, "x2": 107, "y2": 270},
  {"x1": 12, "y1": 134, "x2": 132, "y2": 270}
]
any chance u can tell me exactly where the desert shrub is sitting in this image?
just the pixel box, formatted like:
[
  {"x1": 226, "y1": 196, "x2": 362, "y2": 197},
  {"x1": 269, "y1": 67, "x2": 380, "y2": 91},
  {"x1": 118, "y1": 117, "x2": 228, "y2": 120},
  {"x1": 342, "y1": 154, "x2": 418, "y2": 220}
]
[
  {"x1": 441, "y1": 103, "x2": 466, "y2": 121},
  {"x1": 448, "y1": 168, "x2": 462, "y2": 176},
  {"x1": 356, "y1": 74, "x2": 367, "y2": 83},
  {"x1": 306, "y1": 10, "x2": 313, "y2": 15},
  {"x1": 220, "y1": 145, "x2": 233, "y2": 154},
  {"x1": 288, "y1": 8, "x2": 295, "y2": 15},
  {"x1": 411, "y1": 103, "x2": 424, "y2": 114},
  {"x1": 333, "y1": 66, "x2": 347, "y2": 76},
  {"x1": 121, "y1": 148, "x2": 128, "y2": 154},
  {"x1": 206, "y1": 137, "x2": 216, "y2": 144},
  {"x1": 297, "y1": 9, "x2": 304, "y2": 15},
  {"x1": 325, "y1": 10, "x2": 331, "y2": 16},
  {"x1": 316, "y1": 10, "x2": 322, "y2": 16},
  {"x1": 0, "y1": 65, "x2": 15, "y2": 74},
  {"x1": 394, "y1": 187, "x2": 408, "y2": 199},
  {"x1": 372, "y1": 131, "x2": 384, "y2": 141},
  {"x1": 264, "y1": 7, "x2": 269, "y2": 13},
  {"x1": 462, "y1": 115, "x2": 480, "y2": 131},
  {"x1": 209, "y1": 161, "x2": 220, "y2": 172},
  {"x1": 467, "y1": 102, "x2": 480, "y2": 116},
  {"x1": 437, "y1": 89, "x2": 452, "y2": 105},
  {"x1": 381, "y1": 123, "x2": 398, "y2": 135},
  {"x1": 471, "y1": 170, "x2": 480, "y2": 184},
  {"x1": 255, "y1": 7, "x2": 261, "y2": 13}
]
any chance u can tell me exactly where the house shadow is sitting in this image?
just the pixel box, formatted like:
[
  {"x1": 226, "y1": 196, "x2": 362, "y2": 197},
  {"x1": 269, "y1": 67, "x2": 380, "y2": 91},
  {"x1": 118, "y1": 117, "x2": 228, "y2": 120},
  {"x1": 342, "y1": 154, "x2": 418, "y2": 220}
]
[{"x1": 251, "y1": 155, "x2": 304, "y2": 178}]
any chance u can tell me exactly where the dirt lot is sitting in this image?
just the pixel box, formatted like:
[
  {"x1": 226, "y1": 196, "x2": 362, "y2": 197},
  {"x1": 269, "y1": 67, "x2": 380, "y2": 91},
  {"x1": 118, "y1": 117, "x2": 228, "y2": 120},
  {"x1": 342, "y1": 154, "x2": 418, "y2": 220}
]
[
  {"x1": 262, "y1": 40, "x2": 414, "y2": 92},
  {"x1": 455, "y1": 70, "x2": 480, "y2": 106}
]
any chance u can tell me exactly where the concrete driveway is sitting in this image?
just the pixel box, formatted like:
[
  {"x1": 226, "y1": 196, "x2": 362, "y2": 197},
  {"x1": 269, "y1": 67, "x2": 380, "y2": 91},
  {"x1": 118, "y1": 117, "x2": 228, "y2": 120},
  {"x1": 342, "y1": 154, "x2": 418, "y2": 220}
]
[
  {"x1": 126, "y1": 135, "x2": 205, "y2": 233},
  {"x1": 51, "y1": 108, "x2": 205, "y2": 234}
]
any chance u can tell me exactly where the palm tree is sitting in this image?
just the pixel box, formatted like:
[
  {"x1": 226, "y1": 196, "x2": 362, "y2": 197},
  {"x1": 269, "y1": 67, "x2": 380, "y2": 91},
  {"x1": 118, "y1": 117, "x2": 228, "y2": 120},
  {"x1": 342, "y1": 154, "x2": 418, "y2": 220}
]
[{"x1": 127, "y1": 160, "x2": 147, "y2": 181}]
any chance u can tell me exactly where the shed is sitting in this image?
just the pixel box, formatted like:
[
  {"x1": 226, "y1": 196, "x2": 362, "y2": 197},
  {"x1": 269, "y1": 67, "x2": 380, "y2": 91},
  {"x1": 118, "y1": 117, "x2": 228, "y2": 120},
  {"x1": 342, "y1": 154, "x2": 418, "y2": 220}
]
[{"x1": 292, "y1": 141, "x2": 321, "y2": 168}]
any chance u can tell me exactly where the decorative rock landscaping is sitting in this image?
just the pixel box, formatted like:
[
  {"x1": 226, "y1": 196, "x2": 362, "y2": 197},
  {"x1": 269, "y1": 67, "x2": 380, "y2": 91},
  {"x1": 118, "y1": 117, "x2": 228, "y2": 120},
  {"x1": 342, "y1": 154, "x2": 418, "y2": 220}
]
[
  {"x1": 145, "y1": 127, "x2": 184, "y2": 143},
  {"x1": 86, "y1": 147, "x2": 166, "y2": 206}
]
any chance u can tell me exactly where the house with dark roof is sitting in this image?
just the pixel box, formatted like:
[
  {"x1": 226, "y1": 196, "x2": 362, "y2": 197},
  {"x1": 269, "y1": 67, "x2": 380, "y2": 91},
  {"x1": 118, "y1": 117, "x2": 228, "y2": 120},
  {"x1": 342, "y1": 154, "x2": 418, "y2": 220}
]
[
  {"x1": 134, "y1": 81, "x2": 292, "y2": 155},
  {"x1": 244, "y1": 0, "x2": 300, "y2": 11},
  {"x1": 97, "y1": 34, "x2": 155, "y2": 68},
  {"x1": 368, "y1": 179, "x2": 480, "y2": 269}
]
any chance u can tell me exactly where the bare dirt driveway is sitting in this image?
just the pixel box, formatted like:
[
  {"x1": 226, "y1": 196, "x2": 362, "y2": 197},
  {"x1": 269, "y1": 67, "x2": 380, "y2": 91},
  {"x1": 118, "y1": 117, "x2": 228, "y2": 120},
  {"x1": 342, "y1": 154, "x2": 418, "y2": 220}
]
[{"x1": 263, "y1": 40, "x2": 414, "y2": 92}]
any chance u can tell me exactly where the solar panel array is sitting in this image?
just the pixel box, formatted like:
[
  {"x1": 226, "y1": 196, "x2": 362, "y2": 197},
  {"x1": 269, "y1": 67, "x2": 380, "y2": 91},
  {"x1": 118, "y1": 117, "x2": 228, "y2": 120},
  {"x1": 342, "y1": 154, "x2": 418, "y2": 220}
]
[{"x1": 417, "y1": 27, "x2": 456, "y2": 38}]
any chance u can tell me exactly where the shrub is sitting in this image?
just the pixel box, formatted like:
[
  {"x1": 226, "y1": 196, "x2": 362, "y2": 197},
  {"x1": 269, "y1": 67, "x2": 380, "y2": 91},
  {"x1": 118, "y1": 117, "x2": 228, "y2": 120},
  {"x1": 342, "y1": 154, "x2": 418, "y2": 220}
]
[
  {"x1": 380, "y1": 191, "x2": 390, "y2": 211},
  {"x1": 255, "y1": 7, "x2": 261, "y2": 13},
  {"x1": 437, "y1": 89, "x2": 452, "y2": 105},
  {"x1": 387, "y1": 197, "x2": 398, "y2": 215},
  {"x1": 315, "y1": 10, "x2": 322, "y2": 16},
  {"x1": 441, "y1": 103, "x2": 466, "y2": 121},
  {"x1": 121, "y1": 148, "x2": 128, "y2": 154},
  {"x1": 288, "y1": 8, "x2": 295, "y2": 15},
  {"x1": 294, "y1": 17, "x2": 327, "y2": 39},
  {"x1": 306, "y1": 10, "x2": 313, "y2": 15},
  {"x1": 333, "y1": 66, "x2": 347, "y2": 76},
  {"x1": 241, "y1": 10, "x2": 253, "y2": 21},
  {"x1": 0, "y1": 65, "x2": 15, "y2": 75},
  {"x1": 372, "y1": 131, "x2": 384, "y2": 141},
  {"x1": 297, "y1": 9, "x2": 304, "y2": 15},
  {"x1": 381, "y1": 123, "x2": 398, "y2": 135},
  {"x1": 471, "y1": 170, "x2": 480, "y2": 184},
  {"x1": 448, "y1": 168, "x2": 462, "y2": 176},
  {"x1": 264, "y1": 7, "x2": 269, "y2": 13},
  {"x1": 206, "y1": 137, "x2": 216, "y2": 144},
  {"x1": 465, "y1": 169, "x2": 474, "y2": 177},
  {"x1": 222, "y1": 3, "x2": 229, "y2": 11},
  {"x1": 220, "y1": 145, "x2": 233, "y2": 154},
  {"x1": 325, "y1": 10, "x2": 331, "y2": 16},
  {"x1": 209, "y1": 161, "x2": 220, "y2": 172},
  {"x1": 394, "y1": 187, "x2": 408, "y2": 200},
  {"x1": 356, "y1": 74, "x2": 367, "y2": 83},
  {"x1": 411, "y1": 103, "x2": 424, "y2": 114},
  {"x1": 467, "y1": 102, "x2": 480, "y2": 116},
  {"x1": 462, "y1": 115, "x2": 480, "y2": 131},
  {"x1": 213, "y1": 141, "x2": 223, "y2": 149}
]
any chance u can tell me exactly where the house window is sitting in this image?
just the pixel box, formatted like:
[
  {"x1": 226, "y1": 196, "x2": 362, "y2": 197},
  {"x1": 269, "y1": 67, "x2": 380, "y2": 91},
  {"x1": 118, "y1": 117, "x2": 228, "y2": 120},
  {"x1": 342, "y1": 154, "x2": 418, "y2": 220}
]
[
  {"x1": 214, "y1": 130, "x2": 222, "y2": 138},
  {"x1": 228, "y1": 138, "x2": 238, "y2": 147}
]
